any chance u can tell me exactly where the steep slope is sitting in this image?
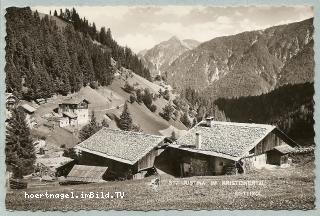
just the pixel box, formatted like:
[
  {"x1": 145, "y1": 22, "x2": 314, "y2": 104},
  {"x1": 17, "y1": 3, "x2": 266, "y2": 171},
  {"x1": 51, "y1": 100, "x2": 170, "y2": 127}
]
[
  {"x1": 167, "y1": 18, "x2": 314, "y2": 99},
  {"x1": 139, "y1": 36, "x2": 200, "y2": 77}
]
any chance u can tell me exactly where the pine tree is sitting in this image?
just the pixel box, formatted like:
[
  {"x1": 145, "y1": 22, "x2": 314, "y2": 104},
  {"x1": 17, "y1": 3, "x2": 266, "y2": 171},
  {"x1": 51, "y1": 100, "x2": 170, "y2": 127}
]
[
  {"x1": 142, "y1": 88, "x2": 153, "y2": 108},
  {"x1": 119, "y1": 102, "x2": 132, "y2": 131},
  {"x1": 6, "y1": 108, "x2": 36, "y2": 178},
  {"x1": 101, "y1": 119, "x2": 109, "y2": 128},
  {"x1": 180, "y1": 112, "x2": 191, "y2": 128},
  {"x1": 79, "y1": 111, "x2": 101, "y2": 141},
  {"x1": 192, "y1": 118, "x2": 198, "y2": 127},
  {"x1": 161, "y1": 103, "x2": 174, "y2": 121}
]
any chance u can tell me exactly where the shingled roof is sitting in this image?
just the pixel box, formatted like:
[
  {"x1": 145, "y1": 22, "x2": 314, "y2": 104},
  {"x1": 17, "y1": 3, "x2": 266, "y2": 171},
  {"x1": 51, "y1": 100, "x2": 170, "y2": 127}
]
[
  {"x1": 271, "y1": 144, "x2": 295, "y2": 154},
  {"x1": 171, "y1": 121, "x2": 276, "y2": 161},
  {"x1": 66, "y1": 165, "x2": 108, "y2": 183},
  {"x1": 75, "y1": 128, "x2": 165, "y2": 165}
]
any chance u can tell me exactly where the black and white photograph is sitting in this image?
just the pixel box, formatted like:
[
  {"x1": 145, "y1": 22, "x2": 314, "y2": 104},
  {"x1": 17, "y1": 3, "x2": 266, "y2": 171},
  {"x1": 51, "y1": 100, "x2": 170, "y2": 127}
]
[{"x1": 3, "y1": 3, "x2": 316, "y2": 211}]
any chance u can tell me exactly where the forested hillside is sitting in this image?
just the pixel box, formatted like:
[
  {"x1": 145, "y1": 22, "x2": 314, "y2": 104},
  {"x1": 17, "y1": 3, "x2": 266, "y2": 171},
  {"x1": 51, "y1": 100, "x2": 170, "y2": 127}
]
[
  {"x1": 5, "y1": 7, "x2": 151, "y2": 100},
  {"x1": 214, "y1": 82, "x2": 314, "y2": 140}
]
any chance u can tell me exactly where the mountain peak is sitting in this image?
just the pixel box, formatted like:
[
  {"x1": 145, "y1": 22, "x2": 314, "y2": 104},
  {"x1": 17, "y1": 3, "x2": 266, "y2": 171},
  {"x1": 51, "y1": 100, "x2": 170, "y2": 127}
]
[{"x1": 167, "y1": 36, "x2": 180, "y2": 42}]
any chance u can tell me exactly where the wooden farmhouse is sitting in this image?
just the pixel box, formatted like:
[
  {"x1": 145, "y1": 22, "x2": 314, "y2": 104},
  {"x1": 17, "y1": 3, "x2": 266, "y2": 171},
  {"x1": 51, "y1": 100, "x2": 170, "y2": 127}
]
[
  {"x1": 58, "y1": 97, "x2": 90, "y2": 127},
  {"x1": 74, "y1": 128, "x2": 165, "y2": 180},
  {"x1": 157, "y1": 118, "x2": 299, "y2": 177}
]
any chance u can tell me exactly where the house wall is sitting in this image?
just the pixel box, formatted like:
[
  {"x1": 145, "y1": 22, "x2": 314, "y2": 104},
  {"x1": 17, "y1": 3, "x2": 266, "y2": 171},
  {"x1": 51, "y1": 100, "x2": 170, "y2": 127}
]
[
  {"x1": 74, "y1": 109, "x2": 89, "y2": 125},
  {"x1": 137, "y1": 148, "x2": 158, "y2": 171},
  {"x1": 78, "y1": 151, "x2": 134, "y2": 180},
  {"x1": 59, "y1": 117, "x2": 69, "y2": 127},
  {"x1": 266, "y1": 151, "x2": 282, "y2": 165},
  {"x1": 156, "y1": 147, "x2": 234, "y2": 177},
  {"x1": 243, "y1": 130, "x2": 288, "y2": 170},
  {"x1": 252, "y1": 131, "x2": 284, "y2": 155},
  {"x1": 69, "y1": 118, "x2": 78, "y2": 127}
]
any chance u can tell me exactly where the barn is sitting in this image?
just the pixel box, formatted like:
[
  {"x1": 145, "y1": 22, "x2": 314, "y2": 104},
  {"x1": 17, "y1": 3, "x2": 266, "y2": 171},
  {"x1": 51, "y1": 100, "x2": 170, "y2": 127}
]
[
  {"x1": 74, "y1": 128, "x2": 165, "y2": 180},
  {"x1": 156, "y1": 118, "x2": 299, "y2": 177}
]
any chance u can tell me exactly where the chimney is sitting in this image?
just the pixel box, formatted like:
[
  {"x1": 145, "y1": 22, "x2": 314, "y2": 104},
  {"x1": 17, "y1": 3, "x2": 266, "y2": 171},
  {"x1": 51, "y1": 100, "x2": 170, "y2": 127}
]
[
  {"x1": 205, "y1": 117, "x2": 214, "y2": 127},
  {"x1": 195, "y1": 132, "x2": 201, "y2": 149}
]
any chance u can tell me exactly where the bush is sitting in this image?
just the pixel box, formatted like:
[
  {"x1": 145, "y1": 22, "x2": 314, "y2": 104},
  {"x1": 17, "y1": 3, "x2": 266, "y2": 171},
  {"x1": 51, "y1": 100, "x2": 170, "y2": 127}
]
[
  {"x1": 129, "y1": 94, "x2": 136, "y2": 104},
  {"x1": 154, "y1": 75, "x2": 162, "y2": 81},
  {"x1": 180, "y1": 112, "x2": 192, "y2": 128},
  {"x1": 136, "y1": 89, "x2": 143, "y2": 103},
  {"x1": 123, "y1": 81, "x2": 134, "y2": 93},
  {"x1": 149, "y1": 104, "x2": 157, "y2": 112},
  {"x1": 163, "y1": 89, "x2": 170, "y2": 100},
  {"x1": 161, "y1": 103, "x2": 174, "y2": 121},
  {"x1": 63, "y1": 148, "x2": 79, "y2": 160},
  {"x1": 142, "y1": 88, "x2": 153, "y2": 108},
  {"x1": 60, "y1": 144, "x2": 66, "y2": 148},
  {"x1": 90, "y1": 81, "x2": 99, "y2": 89}
]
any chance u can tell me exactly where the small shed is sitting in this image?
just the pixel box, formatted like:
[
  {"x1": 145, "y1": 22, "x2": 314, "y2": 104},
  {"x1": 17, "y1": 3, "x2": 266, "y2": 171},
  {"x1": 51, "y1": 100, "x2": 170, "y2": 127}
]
[
  {"x1": 35, "y1": 156, "x2": 75, "y2": 178},
  {"x1": 266, "y1": 144, "x2": 294, "y2": 165},
  {"x1": 20, "y1": 104, "x2": 37, "y2": 114},
  {"x1": 66, "y1": 165, "x2": 108, "y2": 183}
]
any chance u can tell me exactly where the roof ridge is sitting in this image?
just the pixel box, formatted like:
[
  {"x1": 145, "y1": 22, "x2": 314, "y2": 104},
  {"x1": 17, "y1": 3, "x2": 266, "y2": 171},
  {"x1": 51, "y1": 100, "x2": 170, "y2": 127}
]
[
  {"x1": 100, "y1": 127, "x2": 165, "y2": 138},
  {"x1": 205, "y1": 120, "x2": 275, "y2": 128}
]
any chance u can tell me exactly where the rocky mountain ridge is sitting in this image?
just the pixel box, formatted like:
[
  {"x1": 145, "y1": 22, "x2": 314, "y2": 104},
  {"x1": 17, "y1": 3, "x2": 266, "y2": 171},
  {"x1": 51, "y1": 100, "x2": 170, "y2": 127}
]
[
  {"x1": 165, "y1": 18, "x2": 314, "y2": 99},
  {"x1": 138, "y1": 36, "x2": 200, "y2": 77}
]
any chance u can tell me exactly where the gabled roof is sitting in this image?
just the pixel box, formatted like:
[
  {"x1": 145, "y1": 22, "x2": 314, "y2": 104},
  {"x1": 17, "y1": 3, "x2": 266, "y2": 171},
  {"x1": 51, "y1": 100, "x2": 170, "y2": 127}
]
[
  {"x1": 20, "y1": 104, "x2": 37, "y2": 113},
  {"x1": 66, "y1": 165, "x2": 108, "y2": 183},
  {"x1": 36, "y1": 156, "x2": 74, "y2": 170},
  {"x1": 271, "y1": 144, "x2": 295, "y2": 154},
  {"x1": 172, "y1": 121, "x2": 276, "y2": 161},
  {"x1": 75, "y1": 128, "x2": 165, "y2": 165}
]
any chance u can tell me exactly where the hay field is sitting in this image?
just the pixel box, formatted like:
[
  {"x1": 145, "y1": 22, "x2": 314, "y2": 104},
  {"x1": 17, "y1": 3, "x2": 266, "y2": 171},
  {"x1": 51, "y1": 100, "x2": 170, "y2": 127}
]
[{"x1": 6, "y1": 155, "x2": 315, "y2": 211}]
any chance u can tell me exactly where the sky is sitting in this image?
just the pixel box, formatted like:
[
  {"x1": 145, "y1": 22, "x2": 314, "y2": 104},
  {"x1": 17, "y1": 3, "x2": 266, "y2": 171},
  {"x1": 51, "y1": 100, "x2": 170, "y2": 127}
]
[{"x1": 33, "y1": 5, "x2": 313, "y2": 53}]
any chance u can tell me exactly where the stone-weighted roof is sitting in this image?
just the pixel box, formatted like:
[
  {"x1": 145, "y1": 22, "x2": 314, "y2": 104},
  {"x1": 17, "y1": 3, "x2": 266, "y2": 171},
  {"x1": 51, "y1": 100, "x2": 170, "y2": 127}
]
[
  {"x1": 174, "y1": 121, "x2": 276, "y2": 160},
  {"x1": 75, "y1": 128, "x2": 165, "y2": 165}
]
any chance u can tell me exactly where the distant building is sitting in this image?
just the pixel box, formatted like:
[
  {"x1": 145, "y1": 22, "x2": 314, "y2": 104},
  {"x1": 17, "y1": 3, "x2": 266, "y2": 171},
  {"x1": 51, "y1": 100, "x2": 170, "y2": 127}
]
[
  {"x1": 74, "y1": 128, "x2": 165, "y2": 180},
  {"x1": 157, "y1": 118, "x2": 299, "y2": 177},
  {"x1": 35, "y1": 98, "x2": 46, "y2": 105},
  {"x1": 19, "y1": 104, "x2": 37, "y2": 128},
  {"x1": 58, "y1": 97, "x2": 90, "y2": 127}
]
